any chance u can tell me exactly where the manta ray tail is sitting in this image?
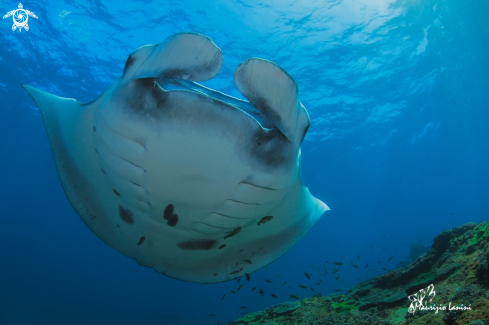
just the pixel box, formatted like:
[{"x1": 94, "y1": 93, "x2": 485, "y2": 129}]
[
  {"x1": 121, "y1": 32, "x2": 223, "y2": 82},
  {"x1": 234, "y1": 58, "x2": 311, "y2": 146}
]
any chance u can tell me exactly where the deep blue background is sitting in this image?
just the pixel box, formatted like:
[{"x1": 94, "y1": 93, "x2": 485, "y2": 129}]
[{"x1": 1, "y1": 0, "x2": 488, "y2": 324}]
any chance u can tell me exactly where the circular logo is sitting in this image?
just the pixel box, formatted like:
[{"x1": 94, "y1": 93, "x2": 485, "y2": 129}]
[{"x1": 13, "y1": 9, "x2": 28, "y2": 28}]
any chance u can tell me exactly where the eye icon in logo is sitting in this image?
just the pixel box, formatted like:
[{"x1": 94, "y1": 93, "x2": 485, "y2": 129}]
[{"x1": 3, "y1": 3, "x2": 38, "y2": 32}]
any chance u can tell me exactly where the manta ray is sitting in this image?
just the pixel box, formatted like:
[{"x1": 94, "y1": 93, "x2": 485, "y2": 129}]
[
  {"x1": 23, "y1": 33, "x2": 328, "y2": 283},
  {"x1": 396, "y1": 241, "x2": 430, "y2": 269}
]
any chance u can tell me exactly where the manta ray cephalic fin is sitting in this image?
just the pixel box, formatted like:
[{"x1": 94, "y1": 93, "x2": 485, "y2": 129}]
[
  {"x1": 122, "y1": 32, "x2": 223, "y2": 82},
  {"x1": 234, "y1": 58, "x2": 311, "y2": 146}
]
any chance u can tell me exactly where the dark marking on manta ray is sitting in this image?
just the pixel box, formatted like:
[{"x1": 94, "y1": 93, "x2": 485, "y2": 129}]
[
  {"x1": 230, "y1": 270, "x2": 241, "y2": 275},
  {"x1": 117, "y1": 224, "x2": 120, "y2": 228},
  {"x1": 214, "y1": 273, "x2": 218, "y2": 276},
  {"x1": 122, "y1": 54, "x2": 135, "y2": 77},
  {"x1": 177, "y1": 239, "x2": 216, "y2": 250},
  {"x1": 113, "y1": 189, "x2": 121, "y2": 197},
  {"x1": 137, "y1": 237, "x2": 145, "y2": 246},
  {"x1": 219, "y1": 244, "x2": 226, "y2": 250},
  {"x1": 244, "y1": 259, "x2": 252, "y2": 264},
  {"x1": 163, "y1": 204, "x2": 174, "y2": 220},
  {"x1": 239, "y1": 249, "x2": 244, "y2": 252},
  {"x1": 119, "y1": 205, "x2": 134, "y2": 224},
  {"x1": 93, "y1": 126, "x2": 96, "y2": 132},
  {"x1": 101, "y1": 168, "x2": 106, "y2": 175},
  {"x1": 167, "y1": 214, "x2": 178, "y2": 227},
  {"x1": 224, "y1": 227, "x2": 241, "y2": 239},
  {"x1": 95, "y1": 148, "x2": 98, "y2": 154},
  {"x1": 257, "y1": 216, "x2": 273, "y2": 225}
]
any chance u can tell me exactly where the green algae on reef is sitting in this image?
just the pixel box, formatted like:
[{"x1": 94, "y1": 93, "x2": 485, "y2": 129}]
[{"x1": 232, "y1": 222, "x2": 489, "y2": 325}]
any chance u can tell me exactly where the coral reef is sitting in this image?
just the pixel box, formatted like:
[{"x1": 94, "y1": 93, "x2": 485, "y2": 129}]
[{"x1": 232, "y1": 222, "x2": 489, "y2": 325}]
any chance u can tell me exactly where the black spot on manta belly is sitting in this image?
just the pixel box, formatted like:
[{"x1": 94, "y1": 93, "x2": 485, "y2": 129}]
[
  {"x1": 119, "y1": 205, "x2": 134, "y2": 224},
  {"x1": 137, "y1": 237, "x2": 145, "y2": 246},
  {"x1": 257, "y1": 216, "x2": 274, "y2": 225},
  {"x1": 167, "y1": 214, "x2": 178, "y2": 227},
  {"x1": 163, "y1": 204, "x2": 174, "y2": 220},
  {"x1": 224, "y1": 227, "x2": 241, "y2": 239},
  {"x1": 113, "y1": 189, "x2": 121, "y2": 197},
  {"x1": 177, "y1": 239, "x2": 216, "y2": 250}
]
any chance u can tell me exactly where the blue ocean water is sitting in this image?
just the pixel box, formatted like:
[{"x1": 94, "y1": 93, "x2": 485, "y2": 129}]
[{"x1": 1, "y1": 0, "x2": 488, "y2": 324}]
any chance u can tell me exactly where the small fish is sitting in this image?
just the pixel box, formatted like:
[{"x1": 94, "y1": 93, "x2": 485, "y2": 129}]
[
  {"x1": 356, "y1": 255, "x2": 360, "y2": 260},
  {"x1": 230, "y1": 290, "x2": 236, "y2": 294},
  {"x1": 333, "y1": 262, "x2": 343, "y2": 266},
  {"x1": 309, "y1": 265, "x2": 315, "y2": 268},
  {"x1": 304, "y1": 272, "x2": 310, "y2": 279},
  {"x1": 259, "y1": 289, "x2": 264, "y2": 295},
  {"x1": 388, "y1": 257, "x2": 394, "y2": 262},
  {"x1": 378, "y1": 261, "x2": 382, "y2": 264},
  {"x1": 251, "y1": 287, "x2": 256, "y2": 291},
  {"x1": 210, "y1": 314, "x2": 214, "y2": 317},
  {"x1": 315, "y1": 282, "x2": 320, "y2": 286},
  {"x1": 319, "y1": 273, "x2": 326, "y2": 276},
  {"x1": 357, "y1": 278, "x2": 361, "y2": 281},
  {"x1": 369, "y1": 245, "x2": 374, "y2": 248},
  {"x1": 243, "y1": 259, "x2": 252, "y2": 265},
  {"x1": 319, "y1": 279, "x2": 324, "y2": 283},
  {"x1": 224, "y1": 227, "x2": 242, "y2": 239},
  {"x1": 382, "y1": 249, "x2": 386, "y2": 251},
  {"x1": 243, "y1": 310, "x2": 248, "y2": 315},
  {"x1": 365, "y1": 263, "x2": 369, "y2": 268},
  {"x1": 240, "y1": 306, "x2": 247, "y2": 309},
  {"x1": 283, "y1": 281, "x2": 287, "y2": 286},
  {"x1": 390, "y1": 233, "x2": 393, "y2": 237},
  {"x1": 331, "y1": 268, "x2": 340, "y2": 274},
  {"x1": 335, "y1": 276, "x2": 340, "y2": 280},
  {"x1": 382, "y1": 268, "x2": 388, "y2": 271},
  {"x1": 299, "y1": 285, "x2": 307, "y2": 289},
  {"x1": 451, "y1": 213, "x2": 456, "y2": 215},
  {"x1": 309, "y1": 287, "x2": 315, "y2": 292},
  {"x1": 245, "y1": 273, "x2": 251, "y2": 282},
  {"x1": 266, "y1": 279, "x2": 272, "y2": 283},
  {"x1": 237, "y1": 284, "x2": 244, "y2": 291},
  {"x1": 237, "y1": 279, "x2": 241, "y2": 283},
  {"x1": 325, "y1": 260, "x2": 329, "y2": 264},
  {"x1": 299, "y1": 266, "x2": 303, "y2": 269},
  {"x1": 340, "y1": 279, "x2": 344, "y2": 283},
  {"x1": 352, "y1": 264, "x2": 358, "y2": 268},
  {"x1": 221, "y1": 294, "x2": 226, "y2": 300},
  {"x1": 257, "y1": 215, "x2": 273, "y2": 225},
  {"x1": 271, "y1": 293, "x2": 278, "y2": 298},
  {"x1": 276, "y1": 275, "x2": 280, "y2": 278},
  {"x1": 289, "y1": 294, "x2": 300, "y2": 299},
  {"x1": 219, "y1": 244, "x2": 226, "y2": 250},
  {"x1": 335, "y1": 289, "x2": 342, "y2": 292}
]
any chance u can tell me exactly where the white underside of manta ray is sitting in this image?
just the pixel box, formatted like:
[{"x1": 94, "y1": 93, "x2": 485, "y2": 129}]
[{"x1": 23, "y1": 32, "x2": 329, "y2": 283}]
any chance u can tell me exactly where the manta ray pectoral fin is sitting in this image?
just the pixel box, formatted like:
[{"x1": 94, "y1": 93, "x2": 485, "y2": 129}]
[
  {"x1": 122, "y1": 32, "x2": 223, "y2": 82},
  {"x1": 233, "y1": 58, "x2": 311, "y2": 146}
]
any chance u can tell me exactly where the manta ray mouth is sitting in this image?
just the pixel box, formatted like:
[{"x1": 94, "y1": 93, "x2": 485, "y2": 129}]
[{"x1": 157, "y1": 77, "x2": 275, "y2": 129}]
